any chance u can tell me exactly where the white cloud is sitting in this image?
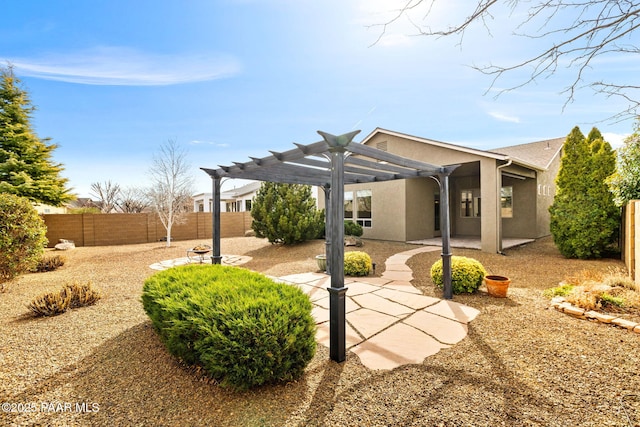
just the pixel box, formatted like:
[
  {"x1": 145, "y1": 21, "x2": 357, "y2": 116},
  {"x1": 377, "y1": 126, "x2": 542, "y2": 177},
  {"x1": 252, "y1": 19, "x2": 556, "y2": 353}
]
[
  {"x1": 602, "y1": 132, "x2": 630, "y2": 149},
  {"x1": 488, "y1": 111, "x2": 521, "y2": 123},
  {"x1": 190, "y1": 140, "x2": 230, "y2": 147},
  {"x1": 5, "y1": 46, "x2": 241, "y2": 86}
]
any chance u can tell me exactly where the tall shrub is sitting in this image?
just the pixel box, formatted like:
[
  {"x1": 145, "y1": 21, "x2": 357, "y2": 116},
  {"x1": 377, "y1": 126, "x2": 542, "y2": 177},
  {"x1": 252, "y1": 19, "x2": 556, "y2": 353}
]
[
  {"x1": 549, "y1": 126, "x2": 619, "y2": 258},
  {"x1": 251, "y1": 182, "x2": 324, "y2": 244},
  {"x1": 0, "y1": 193, "x2": 48, "y2": 285}
]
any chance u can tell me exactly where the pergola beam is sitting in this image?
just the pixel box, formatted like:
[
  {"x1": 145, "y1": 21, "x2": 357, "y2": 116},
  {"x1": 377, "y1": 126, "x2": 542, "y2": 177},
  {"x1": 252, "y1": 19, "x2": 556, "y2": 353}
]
[{"x1": 201, "y1": 130, "x2": 458, "y2": 364}]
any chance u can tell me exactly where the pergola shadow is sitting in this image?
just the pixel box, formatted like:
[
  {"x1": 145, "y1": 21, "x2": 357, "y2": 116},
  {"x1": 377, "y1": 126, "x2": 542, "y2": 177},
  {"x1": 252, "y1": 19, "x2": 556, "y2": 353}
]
[{"x1": 201, "y1": 130, "x2": 459, "y2": 363}]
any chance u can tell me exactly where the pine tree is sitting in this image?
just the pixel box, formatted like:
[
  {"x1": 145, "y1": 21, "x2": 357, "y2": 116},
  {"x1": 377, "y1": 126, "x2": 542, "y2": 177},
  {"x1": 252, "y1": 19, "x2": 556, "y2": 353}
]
[
  {"x1": 251, "y1": 182, "x2": 324, "y2": 245},
  {"x1": 549, "y1": 126, "x2": 619, "y2": 258},
  {"x1": 0, "y1": 66, "x2": 73, "y2": 206}
]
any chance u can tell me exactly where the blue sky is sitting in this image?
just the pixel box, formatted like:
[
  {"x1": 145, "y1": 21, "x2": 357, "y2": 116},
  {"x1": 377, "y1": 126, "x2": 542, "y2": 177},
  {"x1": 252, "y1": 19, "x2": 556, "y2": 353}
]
[{"x1": 2, "y1": 0, "x2": 637, "y2": 198}]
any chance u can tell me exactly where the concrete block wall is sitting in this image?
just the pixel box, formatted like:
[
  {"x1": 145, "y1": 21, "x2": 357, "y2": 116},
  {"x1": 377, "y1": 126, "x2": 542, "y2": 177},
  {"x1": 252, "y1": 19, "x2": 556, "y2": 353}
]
[{"x1": 42, "y1": 212, "x2": 251, "y2": 247}]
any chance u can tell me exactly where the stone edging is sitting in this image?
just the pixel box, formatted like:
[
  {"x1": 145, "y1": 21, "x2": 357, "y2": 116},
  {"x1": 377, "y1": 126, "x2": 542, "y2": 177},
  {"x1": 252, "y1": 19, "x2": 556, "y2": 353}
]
[{"x1": 550, "y1": 296, "x2": 640, "y2": 335}]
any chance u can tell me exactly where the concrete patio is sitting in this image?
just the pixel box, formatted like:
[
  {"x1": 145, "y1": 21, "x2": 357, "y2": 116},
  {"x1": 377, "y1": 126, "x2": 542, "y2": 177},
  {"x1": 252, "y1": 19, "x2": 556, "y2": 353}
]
[{"x1": 408, "y1": 236, "x2": 534, "y2": 250}]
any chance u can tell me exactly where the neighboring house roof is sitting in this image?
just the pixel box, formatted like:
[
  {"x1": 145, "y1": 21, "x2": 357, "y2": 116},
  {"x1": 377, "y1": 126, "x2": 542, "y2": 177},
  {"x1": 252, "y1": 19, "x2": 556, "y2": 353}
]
[
  {"x1": 220, "y1": 181, "x2": 261, "y2": 198},
  {"x1": 193, "y1": 181, "x2": 261, "y2": 201},
  {"x1": 492, "y1": 137, "x2": 565, "y2": 170},
  {"x1": 362, "y1": 127, "x2": 564, "y2": 172}
]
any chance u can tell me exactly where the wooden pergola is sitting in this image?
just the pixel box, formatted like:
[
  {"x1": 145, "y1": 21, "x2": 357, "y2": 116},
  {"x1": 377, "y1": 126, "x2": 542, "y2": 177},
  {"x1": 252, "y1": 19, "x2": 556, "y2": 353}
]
[{"x1": 202, "y1": 130, "x2": 458, "y2": 363}]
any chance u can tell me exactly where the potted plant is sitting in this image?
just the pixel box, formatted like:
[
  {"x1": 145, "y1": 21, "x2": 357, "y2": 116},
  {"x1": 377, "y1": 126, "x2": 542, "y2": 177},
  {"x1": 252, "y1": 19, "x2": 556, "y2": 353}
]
[
  {"x1": 485, "y1": 275, "x2": 511, "y2": 298},
  {"x1": 315, "y1": 254, "x2": 327, "y2": 272}
]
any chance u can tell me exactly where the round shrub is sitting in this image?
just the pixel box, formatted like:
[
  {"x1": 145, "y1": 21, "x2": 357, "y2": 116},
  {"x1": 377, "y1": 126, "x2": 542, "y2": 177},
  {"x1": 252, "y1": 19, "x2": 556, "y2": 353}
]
[
  {"x1": 344, "y1": 220, "x2": 363, "y2": 237},
  {"x1": 344, "y1": 251, "x2": 372, "y2": 276},
  {"x1": 142, "y1": 265, "x2": 317, "y2": 390},
  {"x1": 430, "y1": 256, "x2": 486, "y2": 294},
  {"x1": 0, "y1": 194, "x2": 48, "y2": 285}
]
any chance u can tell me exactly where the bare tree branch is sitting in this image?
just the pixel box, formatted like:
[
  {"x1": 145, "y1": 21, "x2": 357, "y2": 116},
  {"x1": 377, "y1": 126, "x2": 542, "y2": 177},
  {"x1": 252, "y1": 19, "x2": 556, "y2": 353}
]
[
  {"x1": 148, "y1": 139, "x2": 194, "y2": 247},
  {"x1": 90, "y1": 180, "x2": 121, "y2": 213},
  {"x1": 118, "y1": 187, "x2": 150, "y2": 213},
  {"x1": 373, "y1": 0, "x2": 640, "y2": 121}
]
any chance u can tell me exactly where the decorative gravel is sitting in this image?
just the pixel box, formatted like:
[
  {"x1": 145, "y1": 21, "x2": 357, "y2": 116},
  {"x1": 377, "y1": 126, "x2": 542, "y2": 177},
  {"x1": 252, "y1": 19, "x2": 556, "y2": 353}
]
[{"x1": 1, "y1": 236, "x2": 638, "y2": 426}]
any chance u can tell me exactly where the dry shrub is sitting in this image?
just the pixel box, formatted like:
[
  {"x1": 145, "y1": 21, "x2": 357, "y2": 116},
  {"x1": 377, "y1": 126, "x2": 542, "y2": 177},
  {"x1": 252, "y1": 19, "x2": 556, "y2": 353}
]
[
  {"x1": 32, "y1": 255, "x2": 66, "y2": 273},
  {"x1": 28, "y1": 282, "x2": 101, "y2": 317},
  {"x1": 564, "y1": 269, "x2": 605, "y2": 286},
  {"x1": 562, "y1": 268, "x2": 640, "y2": 314}
]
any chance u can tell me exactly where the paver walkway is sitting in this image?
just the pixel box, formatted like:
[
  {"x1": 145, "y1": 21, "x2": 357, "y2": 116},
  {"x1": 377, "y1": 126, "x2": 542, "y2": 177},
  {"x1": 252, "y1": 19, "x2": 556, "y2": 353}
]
[
  {"x1": 150, "y1": 246, "x2": 480, "y2": 370},
  {"x1": 277, "y1": 246, "x2": 480, "y2": 370}
]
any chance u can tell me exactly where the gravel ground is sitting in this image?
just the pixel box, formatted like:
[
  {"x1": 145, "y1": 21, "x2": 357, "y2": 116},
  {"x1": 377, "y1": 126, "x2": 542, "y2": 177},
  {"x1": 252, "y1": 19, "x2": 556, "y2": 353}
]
[{"x1": 0, "y1": 236, "x2": 639, "y2": 427}]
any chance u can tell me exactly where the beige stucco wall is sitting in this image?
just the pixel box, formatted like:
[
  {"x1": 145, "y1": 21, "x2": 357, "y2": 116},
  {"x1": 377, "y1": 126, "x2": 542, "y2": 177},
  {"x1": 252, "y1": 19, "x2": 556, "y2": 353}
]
[
  {"x1": 451, "y1": 173, "x2": 481, "y2": 237},
  {"x1": 405, "y1": 178, "x2": 439, "y2": 241},
  {"x1": 501, "y1": 175, "x2": 538, "y2": 238},
  {"x1": 344, "y1": 181, "x2": 407, "y2": 241},
  {"x1": 367, "y1": 133, "x2": 489, "y2": 166},
  {"x1": 536, "y1": 150, "x2": 561, "y2": 237}
]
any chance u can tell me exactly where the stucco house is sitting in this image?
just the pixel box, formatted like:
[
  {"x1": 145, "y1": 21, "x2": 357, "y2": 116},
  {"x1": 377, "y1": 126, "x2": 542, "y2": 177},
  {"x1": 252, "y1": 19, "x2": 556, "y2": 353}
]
[
  {"x1": 193, "y1": 181, "x2": 262, "y2": 213},
  {"x1": 342, "y1": 128, "x2": 564, "y2": 253}
]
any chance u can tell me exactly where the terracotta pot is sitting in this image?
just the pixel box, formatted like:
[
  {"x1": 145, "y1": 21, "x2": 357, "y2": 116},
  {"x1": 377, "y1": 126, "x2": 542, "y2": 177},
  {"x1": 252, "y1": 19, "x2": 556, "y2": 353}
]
[{"x1": 485, "y1": 275, "x2": 511, "y2": 298}]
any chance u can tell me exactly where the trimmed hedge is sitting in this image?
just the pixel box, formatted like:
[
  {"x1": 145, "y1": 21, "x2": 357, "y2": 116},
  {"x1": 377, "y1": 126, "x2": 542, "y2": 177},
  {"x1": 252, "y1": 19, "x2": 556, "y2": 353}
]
[
  {"x1": 142, "y1": 265, "x2": 317, "y2": 390},
  {"x1": 344, "y1": 251, "x2": 372, "y2": 276},
  {"x1": 430, "y1": 256, "x2": 486, "y2": 294}
]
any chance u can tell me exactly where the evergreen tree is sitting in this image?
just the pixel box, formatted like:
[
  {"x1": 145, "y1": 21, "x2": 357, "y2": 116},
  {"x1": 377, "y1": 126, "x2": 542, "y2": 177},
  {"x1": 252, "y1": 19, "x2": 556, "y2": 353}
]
[
  {"x1": 251, "y1": 182, "x2": 324, "y2": 245},
  {"x1": 0, "y1": 66, "x2": 73, "y2": 206},
  {"x1": 607, "y1": 120, "x2": 640, "y2": 206},
  {"x1": 549, "y1": 126, "x2": 619, "y2": 259}
]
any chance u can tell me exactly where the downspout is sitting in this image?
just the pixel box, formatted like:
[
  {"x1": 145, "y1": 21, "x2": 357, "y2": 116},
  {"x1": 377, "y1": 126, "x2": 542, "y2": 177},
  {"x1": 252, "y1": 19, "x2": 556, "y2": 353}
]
[{"x1": 496, "y1": 159, "x2": 512, "y2": 255}]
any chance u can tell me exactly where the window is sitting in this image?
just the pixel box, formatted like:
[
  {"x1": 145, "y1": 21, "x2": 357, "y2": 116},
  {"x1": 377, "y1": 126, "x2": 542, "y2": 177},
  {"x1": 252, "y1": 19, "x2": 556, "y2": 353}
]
[
  {"x1": 344, "y1": 192, "x2": 353, "y2": 219},
  {"x1": 345, "y1": 190, "x2": 372, "y2": 228},
  {"x1": 501, "y1": 186, "x2": 513, "y2": 218},
  {"x1": 245, "y1": 200, "x2": 252, "y2": 211},
  {"x1": 356, "y1": 190, "x2": 372, "y2": 228},
  {"x1": 461, "y1": 189, "x2": 480, "y2": 217}
]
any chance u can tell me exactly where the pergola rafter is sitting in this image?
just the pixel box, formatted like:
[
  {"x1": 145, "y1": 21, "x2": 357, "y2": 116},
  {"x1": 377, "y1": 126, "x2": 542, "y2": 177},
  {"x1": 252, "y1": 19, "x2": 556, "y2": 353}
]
[{"x1": 201, "y1": 130, "x2": 458, "y2": 363}]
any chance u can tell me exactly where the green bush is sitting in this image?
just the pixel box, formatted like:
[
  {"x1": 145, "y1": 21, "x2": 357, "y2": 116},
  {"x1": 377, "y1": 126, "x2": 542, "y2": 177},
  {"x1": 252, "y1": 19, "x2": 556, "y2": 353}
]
[
  {"x1": 142, "y1": 265, "x2": 317, "y2": 390},
  {"x1": 344, "y1": 251, "x2": 372, "y2": 276},
  {"x1": 251, "y1": 182, "x2": 324, "y2": 245},
  {"x1": 0, "y1": 194, "x2": 48, "y2": 286},
  {"x1": 430, "y1": 256, "x2": 487, "y2": 294},
  {"x1": 344, "y1": 221, "x2": 363, "y2": 237}
]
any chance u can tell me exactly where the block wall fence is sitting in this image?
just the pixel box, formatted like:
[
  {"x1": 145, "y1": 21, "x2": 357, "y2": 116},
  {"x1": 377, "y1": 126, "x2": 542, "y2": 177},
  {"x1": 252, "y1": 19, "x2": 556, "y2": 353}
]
[
  {"x1": 624, "y1": 200, "x2": 640, "y2": 284},
  {"x1": 42, "y1": 212, "x2": 253, "y2": 247}
]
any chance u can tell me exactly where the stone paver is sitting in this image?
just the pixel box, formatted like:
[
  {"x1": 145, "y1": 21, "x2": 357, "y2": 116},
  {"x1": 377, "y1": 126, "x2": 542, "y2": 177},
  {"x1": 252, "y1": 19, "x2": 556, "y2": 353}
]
[
  {"x1": 350, "y1": 323, "x2": 449, "y2": 370},
  {"x1": 278, "y1": 245, "x2": 481, "y2": 370}
]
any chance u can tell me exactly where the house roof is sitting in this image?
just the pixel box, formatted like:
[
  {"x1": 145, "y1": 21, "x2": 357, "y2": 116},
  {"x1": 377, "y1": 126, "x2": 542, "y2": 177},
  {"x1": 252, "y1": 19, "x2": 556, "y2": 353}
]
[
  {"x1": 491, "y1": 137, "x2": 565, "y2": 170},
  {"x1": 362, "y1": 128, "x2": 564, "y2": 172},
  {"x1": 202, "y1": 130, "x2": 457, "y2": 187},
  {"x1": 221, "y1": 181, "x2": 261, "y2": 198}
]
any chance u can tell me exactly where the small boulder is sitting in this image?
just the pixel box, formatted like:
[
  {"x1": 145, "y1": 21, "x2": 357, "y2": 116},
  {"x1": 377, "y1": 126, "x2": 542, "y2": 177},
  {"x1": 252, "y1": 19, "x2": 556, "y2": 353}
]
[
  {"x1": 344, "y1": 235, "x2": 363, "y2": 247},
  {"x1": 55, "y1": 239, "x2": 75, "y2": 250}
]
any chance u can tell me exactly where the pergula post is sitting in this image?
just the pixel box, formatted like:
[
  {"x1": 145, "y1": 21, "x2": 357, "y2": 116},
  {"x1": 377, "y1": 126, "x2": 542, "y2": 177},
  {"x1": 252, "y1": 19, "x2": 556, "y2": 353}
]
[
  {"x1": 323, "y1": 184, "x2": 331, "y2": 275},
  {"x1": 211, "y1": 176, "x2": 222, "y2": 265},
  {"x1": 438, "y1": 171, "x2": 453, "y2": 299},
  {"x1": 318, "y1": 130, "x2": 360, "y2": 363}
]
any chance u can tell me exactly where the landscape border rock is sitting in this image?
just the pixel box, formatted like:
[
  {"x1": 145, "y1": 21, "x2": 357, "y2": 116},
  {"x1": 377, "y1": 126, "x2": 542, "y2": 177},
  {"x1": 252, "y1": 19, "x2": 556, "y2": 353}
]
[{"x1": 551, "y1": 296, "x2": 640, "y2": 334}]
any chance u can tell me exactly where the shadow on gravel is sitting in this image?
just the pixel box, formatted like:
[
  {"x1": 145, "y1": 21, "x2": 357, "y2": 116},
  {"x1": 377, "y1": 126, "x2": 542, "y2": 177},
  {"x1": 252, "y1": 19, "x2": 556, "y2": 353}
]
[{"x1": 2, "y1": 322, "x2": 309, "y2": 427}]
